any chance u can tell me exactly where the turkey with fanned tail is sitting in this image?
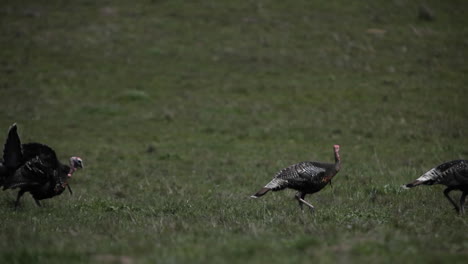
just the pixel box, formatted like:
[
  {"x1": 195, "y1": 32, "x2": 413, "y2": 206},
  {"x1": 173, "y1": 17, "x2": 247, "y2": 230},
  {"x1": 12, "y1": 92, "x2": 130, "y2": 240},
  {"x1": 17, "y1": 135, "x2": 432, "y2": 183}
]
[
  {"x1": 403, "y1": 160, "x2": 468, "y2": 214},
  {"x1": 251, "y1": 145, "x2": 341, "y2": 212},
  {"x1": 0, "y1": 123, "x2": 84, "y2": 208}
]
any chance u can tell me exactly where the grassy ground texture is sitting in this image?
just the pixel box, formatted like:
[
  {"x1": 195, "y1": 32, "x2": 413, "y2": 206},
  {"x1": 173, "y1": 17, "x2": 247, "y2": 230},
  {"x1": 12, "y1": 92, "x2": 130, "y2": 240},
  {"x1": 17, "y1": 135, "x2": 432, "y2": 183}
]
[{"x1": 0, "y1": 0, "x2": 467, "y2": 263}]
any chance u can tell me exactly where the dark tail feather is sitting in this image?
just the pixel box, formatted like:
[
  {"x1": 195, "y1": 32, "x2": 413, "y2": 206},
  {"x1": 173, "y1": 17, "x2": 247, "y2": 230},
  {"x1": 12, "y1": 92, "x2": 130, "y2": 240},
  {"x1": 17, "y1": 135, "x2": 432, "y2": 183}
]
[
  {"x1": 250, "y1": 187, "x2": 271, "y2": 198},
  {"x1": 3, "y1": 123, "x2": 22, "y2": 169},
  {"x1": 0, "y1": 162, "x2": 6, "y2": 186}
]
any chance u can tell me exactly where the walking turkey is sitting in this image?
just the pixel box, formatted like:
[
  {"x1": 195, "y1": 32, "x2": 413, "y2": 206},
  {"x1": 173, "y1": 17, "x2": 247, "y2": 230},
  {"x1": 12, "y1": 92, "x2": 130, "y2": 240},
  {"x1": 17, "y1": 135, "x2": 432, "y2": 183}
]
[
  {"x1": 251, "y1": 145, "x2": 341, "y2": 212},
  {"x1": 0, "y1": 123, "x2": 84, "y2": 208},
  {"x1": 403, "y1": 160, "x2": 468, "y2": 214}
]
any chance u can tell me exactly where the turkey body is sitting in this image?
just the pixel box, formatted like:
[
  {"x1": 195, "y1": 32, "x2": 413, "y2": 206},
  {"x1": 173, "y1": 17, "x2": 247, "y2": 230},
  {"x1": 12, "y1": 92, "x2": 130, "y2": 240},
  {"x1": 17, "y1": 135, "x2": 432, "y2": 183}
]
[
  {"x1": 403, "y1": 160, "x2": 468, "y2": 214},
  {"x1": 251, "y1": 145, "x2": 341, "y2": 211},
  {"x1": 4, "y1": 143, "x2": 71, "y2": 203},
  {"x1": 265, "y1": 161, "x2": 336, "y2": 194},
  {"x1": 0, "y1": 124, "x2": 83, "y2": 207}
]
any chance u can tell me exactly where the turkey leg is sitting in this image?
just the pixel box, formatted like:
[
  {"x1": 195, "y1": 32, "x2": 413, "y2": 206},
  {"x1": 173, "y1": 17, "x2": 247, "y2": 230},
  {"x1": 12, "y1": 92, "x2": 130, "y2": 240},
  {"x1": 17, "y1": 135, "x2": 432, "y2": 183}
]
[
  {"x1": 295, "y1": 192, "x2": 315, "y2": 212},
  {"x1": 460, "y1": 191, "x2": 467, "y2": 215},
  {"x1": 67, "y1": 185, "x2": 73, "y2": 195},
  {"x1": 14, "y1": 190, "x2": 25, "y2": 208},
  {"x1": 33, "y1": 198, "x2": 42, "y2": 207},
  {"x1": 443, "y1": 187, "x2": 459, "y2": 213}
]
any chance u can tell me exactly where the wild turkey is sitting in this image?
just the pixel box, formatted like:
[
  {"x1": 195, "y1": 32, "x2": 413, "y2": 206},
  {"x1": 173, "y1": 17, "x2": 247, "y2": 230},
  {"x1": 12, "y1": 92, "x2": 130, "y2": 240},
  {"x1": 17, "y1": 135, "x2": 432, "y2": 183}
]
[
  {"x1": 0, "y1": 123, "x2": 84, "y2": 207},
  {"x1": 403, "y1": 160, "x2": 468, "y2": 214},
  {"x1": 251, "y1": 145, "x2": 341, "y2": 211}
]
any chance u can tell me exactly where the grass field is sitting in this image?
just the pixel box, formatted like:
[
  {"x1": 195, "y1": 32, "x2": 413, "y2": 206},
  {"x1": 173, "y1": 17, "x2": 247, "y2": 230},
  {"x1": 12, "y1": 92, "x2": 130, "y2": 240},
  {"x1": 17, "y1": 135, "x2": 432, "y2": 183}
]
[{"x1": 1, "y1": 0, "x2": 468, "y2": 263}]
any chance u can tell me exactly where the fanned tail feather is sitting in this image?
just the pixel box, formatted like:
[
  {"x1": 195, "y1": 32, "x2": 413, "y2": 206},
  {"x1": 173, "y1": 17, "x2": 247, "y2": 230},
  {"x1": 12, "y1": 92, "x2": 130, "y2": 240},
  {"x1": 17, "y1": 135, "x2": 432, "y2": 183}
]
[
  {"x1": 250, "y1": 187, "x2": 270, "y2": 198},
  {"x1": 3, "y1": 123, "x2": 22, "y2": 169}
]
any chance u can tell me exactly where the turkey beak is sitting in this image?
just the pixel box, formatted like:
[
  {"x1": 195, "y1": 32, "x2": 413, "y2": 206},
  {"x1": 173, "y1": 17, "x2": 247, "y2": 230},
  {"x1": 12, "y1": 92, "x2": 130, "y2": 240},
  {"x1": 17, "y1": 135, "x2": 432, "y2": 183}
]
[{"x1": 74, "y1": 159, "x2": 84, "y2": 169}]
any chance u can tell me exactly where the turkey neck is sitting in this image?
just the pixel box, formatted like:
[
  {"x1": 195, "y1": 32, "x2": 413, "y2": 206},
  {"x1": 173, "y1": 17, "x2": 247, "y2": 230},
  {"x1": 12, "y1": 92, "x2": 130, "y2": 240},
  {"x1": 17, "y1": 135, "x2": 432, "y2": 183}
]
[
  {"x1": 334, "y1": 149, "x2": 341, "y2": 172},
  {"x1": 67, "y1": 164, "x2": 77, "y2": 177}
]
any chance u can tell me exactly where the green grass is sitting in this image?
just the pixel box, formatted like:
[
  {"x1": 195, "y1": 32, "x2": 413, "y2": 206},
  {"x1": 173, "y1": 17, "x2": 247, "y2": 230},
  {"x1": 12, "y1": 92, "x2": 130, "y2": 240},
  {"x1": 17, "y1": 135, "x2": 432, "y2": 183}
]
[{"x1": 1, "y1": 0, "x2": 468, "y2": 263}]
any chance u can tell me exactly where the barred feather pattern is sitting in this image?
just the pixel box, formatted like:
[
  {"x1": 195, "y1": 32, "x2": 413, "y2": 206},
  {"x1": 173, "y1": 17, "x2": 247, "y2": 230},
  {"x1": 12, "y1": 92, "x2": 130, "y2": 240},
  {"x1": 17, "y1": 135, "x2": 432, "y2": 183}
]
[
  {"x1": 264, "y1": 161, "x2": 329, "y2": 193},
  {"x1": 406, "y1": 160, "x2": 468, "y2": 188},
  {"x1": 403, "y1": 160, "x2": 468, "y2": 214}
]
